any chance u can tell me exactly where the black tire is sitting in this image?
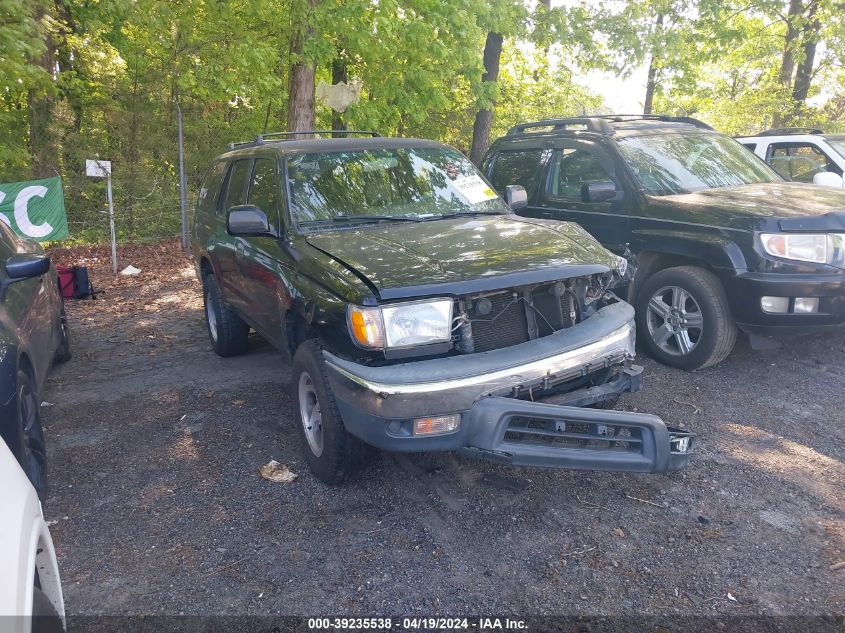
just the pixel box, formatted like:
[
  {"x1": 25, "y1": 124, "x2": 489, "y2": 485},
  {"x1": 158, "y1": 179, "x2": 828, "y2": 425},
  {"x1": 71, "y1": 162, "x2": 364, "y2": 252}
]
[
  {"x1": 31, "y1": 587, "x2": 64, "y2": 633},
  {"x1": 636, "y1": 266, "x2": 737, "y2": 370},
  {"x1": 202, "y1": 273, "x2": 249, "y2": 357},
  {"x1": 53, "y1": 298, "x2": 72, "y2": 363},
  {"x1": 291, "y1": 340, "x2": 368, "y2": 485},
  {"x1": 14, "y1": 369, "x2": 48, "y2": 499}
]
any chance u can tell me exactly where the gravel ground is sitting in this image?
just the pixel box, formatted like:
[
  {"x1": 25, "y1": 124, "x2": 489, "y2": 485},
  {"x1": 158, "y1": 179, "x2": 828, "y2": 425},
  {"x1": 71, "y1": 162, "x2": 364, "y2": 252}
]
[{"x1": 41, "y1": 242, "x2": 844, "y2": 619}]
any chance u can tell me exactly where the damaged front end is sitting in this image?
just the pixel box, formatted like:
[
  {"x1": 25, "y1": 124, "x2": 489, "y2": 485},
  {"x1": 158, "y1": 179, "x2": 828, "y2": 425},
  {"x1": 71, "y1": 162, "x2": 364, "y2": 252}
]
[{"x1": 324, "y1": 267, "x2": 693, "y2": 473}]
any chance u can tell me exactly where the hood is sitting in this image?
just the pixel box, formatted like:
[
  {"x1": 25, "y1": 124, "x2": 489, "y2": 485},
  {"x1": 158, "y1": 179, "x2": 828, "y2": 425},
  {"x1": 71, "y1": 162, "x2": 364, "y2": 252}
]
[
  {"x1": 655, "y1": 183, "x2": 845, "y2": 232},
  {"x1": 305, "y1": 215, "x2": 617, "y2": 300}
]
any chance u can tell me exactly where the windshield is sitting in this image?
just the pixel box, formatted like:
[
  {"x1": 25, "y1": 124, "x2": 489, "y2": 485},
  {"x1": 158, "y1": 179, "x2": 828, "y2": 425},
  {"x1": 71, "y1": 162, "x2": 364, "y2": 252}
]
[
  {"x1": 617, "y1": 133, "x2": 781, "y2": 196},
  {"x1": 827, "y1": 138, "x2": 845, "y2": 160},
  {"x1": 287, "y1": 147, "x2": 509, "y2": 225}
]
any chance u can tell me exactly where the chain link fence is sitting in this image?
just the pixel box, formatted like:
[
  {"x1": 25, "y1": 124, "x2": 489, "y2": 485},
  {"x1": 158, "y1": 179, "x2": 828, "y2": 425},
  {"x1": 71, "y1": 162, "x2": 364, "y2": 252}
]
[{"x1": 54, "y1": 103, "x2": 270, "y2": 246}]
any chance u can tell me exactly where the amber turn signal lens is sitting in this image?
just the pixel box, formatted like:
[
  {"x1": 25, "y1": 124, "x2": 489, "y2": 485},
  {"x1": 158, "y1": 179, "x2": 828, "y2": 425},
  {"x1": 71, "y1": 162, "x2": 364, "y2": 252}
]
[
  {"x1": 349, "y1": 306, "x2": 384, "y2": 348},
  {"x1": 413, "y1": 414, "x2": 461, "y2": 436}
]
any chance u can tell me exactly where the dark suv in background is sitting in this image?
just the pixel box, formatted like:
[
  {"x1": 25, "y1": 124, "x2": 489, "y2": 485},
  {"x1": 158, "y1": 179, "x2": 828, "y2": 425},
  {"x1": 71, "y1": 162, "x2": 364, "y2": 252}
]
[
  {"x1": 191, "y1": 131, "x2": 693, "y2": 484},
  {"x1": 481, "y1": 115, "x2": 845, "y2": 370}
]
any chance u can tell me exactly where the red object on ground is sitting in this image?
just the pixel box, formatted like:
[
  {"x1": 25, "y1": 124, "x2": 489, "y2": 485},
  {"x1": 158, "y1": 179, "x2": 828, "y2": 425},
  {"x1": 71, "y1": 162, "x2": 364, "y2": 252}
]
[{"x1": 57, "y1": 266, "x2": 75, "y2": 299}]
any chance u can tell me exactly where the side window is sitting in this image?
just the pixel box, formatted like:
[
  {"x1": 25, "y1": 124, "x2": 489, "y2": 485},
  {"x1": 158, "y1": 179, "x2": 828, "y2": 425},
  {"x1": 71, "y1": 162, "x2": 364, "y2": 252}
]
[
  {"x1": 768, "y1": 143, "x2": 840, "y2": 182},
  {"x1": 220, "y1": 159, "x2": 253, "y2": 214},
  {"x1": 248, "y1": 158, "x2": 281, "y2": 223},
  {"x1": 549, "y1": 148, "x2": 613, "y2": 201},
  {"x1": 196, "y1": 161, "x2": 227, "y2": 215},
  {"x1": 488, "y1": 150, "x2": 551, "y2": 200}
]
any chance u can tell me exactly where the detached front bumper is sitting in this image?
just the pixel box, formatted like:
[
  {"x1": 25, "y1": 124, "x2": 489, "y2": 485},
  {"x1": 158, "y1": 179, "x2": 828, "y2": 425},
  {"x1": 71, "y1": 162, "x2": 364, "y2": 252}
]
[{"x1": 324, "y1": 302, "x2": 693, "y2": 473}]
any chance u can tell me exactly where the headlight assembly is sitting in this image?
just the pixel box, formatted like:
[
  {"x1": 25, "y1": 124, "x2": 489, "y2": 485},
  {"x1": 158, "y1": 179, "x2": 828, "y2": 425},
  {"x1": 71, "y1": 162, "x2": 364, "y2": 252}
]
[
  {"x1": 348, "y1": 299, "x2": 453, "y2": 350},
  {"x1": 760, "y1": 233, "x2": 845, "y2": 266}
]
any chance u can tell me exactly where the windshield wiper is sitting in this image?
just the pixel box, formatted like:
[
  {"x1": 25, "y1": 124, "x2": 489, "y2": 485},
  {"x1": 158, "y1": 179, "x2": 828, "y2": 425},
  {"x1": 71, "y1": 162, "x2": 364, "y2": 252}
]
[
  {"x1": 305, "y1": 214, "x2": 421, "y2": 225},
  {"x1": 422, "y1": 210, "x2": 507, "y2": 221}
]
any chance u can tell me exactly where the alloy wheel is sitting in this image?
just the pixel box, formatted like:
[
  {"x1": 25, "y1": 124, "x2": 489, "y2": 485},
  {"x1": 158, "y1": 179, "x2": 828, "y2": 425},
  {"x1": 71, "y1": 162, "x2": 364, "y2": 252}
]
[{"x1": 646, "y1": 285, "x2": 704, "y2": 356}]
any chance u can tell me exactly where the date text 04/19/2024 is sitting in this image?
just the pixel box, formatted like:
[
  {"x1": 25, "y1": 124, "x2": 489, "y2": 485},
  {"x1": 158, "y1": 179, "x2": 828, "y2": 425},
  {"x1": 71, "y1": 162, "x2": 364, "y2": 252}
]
[{"x1": 307, "y1": 618, "x2": 528, "y2": 631}]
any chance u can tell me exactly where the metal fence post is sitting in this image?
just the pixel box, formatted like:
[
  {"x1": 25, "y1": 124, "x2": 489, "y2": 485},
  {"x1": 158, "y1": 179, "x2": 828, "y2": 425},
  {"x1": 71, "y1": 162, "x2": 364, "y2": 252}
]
[
  {"x1": 177, "y1": 101, "x2": 188, "y2": 249},
  {"x1": 107, "y1": 172, "x2": 117, "y2": 273}
]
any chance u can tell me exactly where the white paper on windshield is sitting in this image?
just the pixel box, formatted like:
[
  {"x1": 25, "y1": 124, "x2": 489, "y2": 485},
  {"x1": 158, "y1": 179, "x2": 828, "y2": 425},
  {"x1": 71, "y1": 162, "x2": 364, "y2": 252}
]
[{"x1": 452, "y1": 175, "x2": 497, "y2": 204}]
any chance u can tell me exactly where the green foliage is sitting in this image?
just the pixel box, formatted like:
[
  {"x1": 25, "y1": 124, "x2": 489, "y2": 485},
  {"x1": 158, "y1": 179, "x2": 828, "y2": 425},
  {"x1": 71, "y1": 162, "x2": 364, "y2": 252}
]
[{"x1": 3, "y1": 0, "x2": 845, "y2": 244}]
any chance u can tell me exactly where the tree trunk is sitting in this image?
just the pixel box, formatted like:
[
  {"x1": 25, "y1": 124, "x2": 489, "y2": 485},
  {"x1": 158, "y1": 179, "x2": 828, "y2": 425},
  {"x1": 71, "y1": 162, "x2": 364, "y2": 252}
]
[
  {"x1": 28, "y1": 4, "x2": 58, "y2": 178},
  {"x1": 469, "y1": 31, "x2": 503, "y2": 165},
  {"x1": 331, "y1": 56, "x2": 347, "y2": 134},
  {"x1": 643, "y1": 13, "x2": 664, "y2": 115},
  {"x1": 773, "y1": 0, "x2": 804, "y2": 127},
  {"x1": 287, "y1": 0, "x2": 318, "y2": 136},
  {"x1": 790, "y1": 11, "x2": 820, "y2": 118}
]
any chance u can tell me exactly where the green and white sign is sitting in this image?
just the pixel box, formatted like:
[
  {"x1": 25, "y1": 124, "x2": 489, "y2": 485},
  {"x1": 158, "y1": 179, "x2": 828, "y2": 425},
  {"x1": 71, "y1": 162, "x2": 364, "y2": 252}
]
[{"x1": 0, "y1": 176, "x2": 69, "y2": 242}]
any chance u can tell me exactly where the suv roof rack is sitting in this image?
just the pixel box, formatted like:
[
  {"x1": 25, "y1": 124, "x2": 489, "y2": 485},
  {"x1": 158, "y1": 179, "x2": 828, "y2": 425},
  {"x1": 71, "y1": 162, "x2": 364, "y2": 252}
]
[
  {"x1": 756, "y1": 127, "x2": 824, "y2": 137},
  {"x1": 507, "y1": 118, "x2": 616, "y2": 135},
  {"x1": 228, "y1": 130, "x2": 381, "y2": 150},
  {"x1": 506, "y1": 114, "x2": 712, "y2": 137}
]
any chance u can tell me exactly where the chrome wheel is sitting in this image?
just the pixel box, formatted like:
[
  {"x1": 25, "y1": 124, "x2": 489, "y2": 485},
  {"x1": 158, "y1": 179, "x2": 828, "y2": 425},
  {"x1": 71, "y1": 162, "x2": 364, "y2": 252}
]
[
  {"x1": 298, "y1": 372, "x2": 323, "y2": 457},
  {"x1": 646, "y1": 285, "x2": 704, "y2": 356},
  {"x1": 205, "y1": 291, "x2": 218, "y2": 342}
]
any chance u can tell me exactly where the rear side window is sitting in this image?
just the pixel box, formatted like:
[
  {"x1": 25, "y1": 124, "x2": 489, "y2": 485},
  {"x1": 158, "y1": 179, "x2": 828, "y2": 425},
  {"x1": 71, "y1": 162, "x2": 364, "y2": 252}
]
[
  {"x1": 488, "y1": 150, "x2": 551, "y2": 201},
  {"x1": 248, "y1": 158, "x2": 281, "y2": 222},
  {"x1": 196, "y1": 161, "x2": 227, "y2": 216},
  {"x1": 220, "y1": 159, "x2": 253, "y2": 214}
]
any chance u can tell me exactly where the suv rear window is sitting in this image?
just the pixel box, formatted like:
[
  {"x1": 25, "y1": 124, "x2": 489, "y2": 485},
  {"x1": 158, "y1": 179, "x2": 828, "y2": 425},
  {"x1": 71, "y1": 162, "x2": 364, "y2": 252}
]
[{"x1": 489, "y1": 150, "x2": 550, "y2": 200}]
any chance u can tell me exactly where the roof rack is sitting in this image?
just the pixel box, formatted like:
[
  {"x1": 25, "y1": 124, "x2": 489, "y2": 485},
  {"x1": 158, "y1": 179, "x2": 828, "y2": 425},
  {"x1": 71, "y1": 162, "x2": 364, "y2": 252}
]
[
  {"x1": 506, "y1": 118, "x2": 615, "y2": 136},
  {"x1": 506, "y1": 114, "x2": 712, "y2": 137},
  {"x1": 756, "y1": 127, "x2": 823, "y2": 137},
  {"x1": 228, "y1": 130, "x2": 381, "y2": 150},
  {"x1": 594, "y1": 114, "x2": 713, "y2": 130}
]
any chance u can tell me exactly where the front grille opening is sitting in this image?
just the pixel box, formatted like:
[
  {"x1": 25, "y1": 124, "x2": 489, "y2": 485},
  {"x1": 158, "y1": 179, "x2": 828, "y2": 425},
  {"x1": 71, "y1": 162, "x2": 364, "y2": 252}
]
[{"x1": 504, "y1": 415, "x2": 642, "y2": 452}]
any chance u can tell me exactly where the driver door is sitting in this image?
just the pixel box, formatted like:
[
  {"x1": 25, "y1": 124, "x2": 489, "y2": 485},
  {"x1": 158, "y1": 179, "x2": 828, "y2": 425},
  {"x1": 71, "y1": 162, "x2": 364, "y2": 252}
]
[{"x1": 236, "y1": 157, "x2": 294, "y2": 356}]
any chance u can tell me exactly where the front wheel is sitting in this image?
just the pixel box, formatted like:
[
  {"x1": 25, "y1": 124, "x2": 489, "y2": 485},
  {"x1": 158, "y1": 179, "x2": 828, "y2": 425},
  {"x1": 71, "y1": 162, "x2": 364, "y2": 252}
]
[
  {"x1": 291, "y1": 340, "x2": 368, "y2": 484},
  {"x1": 14, "y1": 369, "x2": 48, "y2": 499},
  {"x1": 636, "y1": 266, "x2": 737, "y2": 370}
]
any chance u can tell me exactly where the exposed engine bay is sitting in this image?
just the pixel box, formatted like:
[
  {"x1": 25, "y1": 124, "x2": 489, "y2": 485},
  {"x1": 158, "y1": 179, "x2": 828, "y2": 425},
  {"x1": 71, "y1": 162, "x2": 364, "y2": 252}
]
[{"x1": 452, "y1": 271, "x2": 626, "y2": 355}]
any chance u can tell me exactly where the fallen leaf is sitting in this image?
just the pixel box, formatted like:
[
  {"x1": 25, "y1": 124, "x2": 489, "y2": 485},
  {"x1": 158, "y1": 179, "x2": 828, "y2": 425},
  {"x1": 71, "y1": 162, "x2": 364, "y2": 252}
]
[
  {"x1": 232, "y1": 399, "x2": 245, "y2": 405},
  {"x1": 259, "y1": 460, "x2": 298, "y2": 484},
  {"x1": 613, "y1": 527, "x2": 625, "y2": 538}
]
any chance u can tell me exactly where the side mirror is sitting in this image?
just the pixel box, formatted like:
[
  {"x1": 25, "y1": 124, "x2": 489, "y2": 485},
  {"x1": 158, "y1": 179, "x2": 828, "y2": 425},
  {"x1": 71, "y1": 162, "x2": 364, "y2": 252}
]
[
  {"x1": 581, "y1": 180, "x2": 618, "y2": 203},
  {"x1": 1, "y1": 253, "x2": 50, "y2": 300},
  {"x1": 6, "y1": 253, "x2": 50, "y2": 280},
  {"x1": 813, "y1": 171, "x2": 844, "y2": 189},
  {"x1": 227, "y1": 205, "x2": 276, "y2": 237},
  {"x1": 504, "y1": 185, "x2": 528, "y2": 211}
]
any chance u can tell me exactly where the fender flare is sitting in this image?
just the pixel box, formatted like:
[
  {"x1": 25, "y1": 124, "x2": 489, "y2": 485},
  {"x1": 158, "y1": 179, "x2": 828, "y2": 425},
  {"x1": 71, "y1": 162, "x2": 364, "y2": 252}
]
[{"x1": 630, "y1": 229, "x2": 747, "y2": 272}]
